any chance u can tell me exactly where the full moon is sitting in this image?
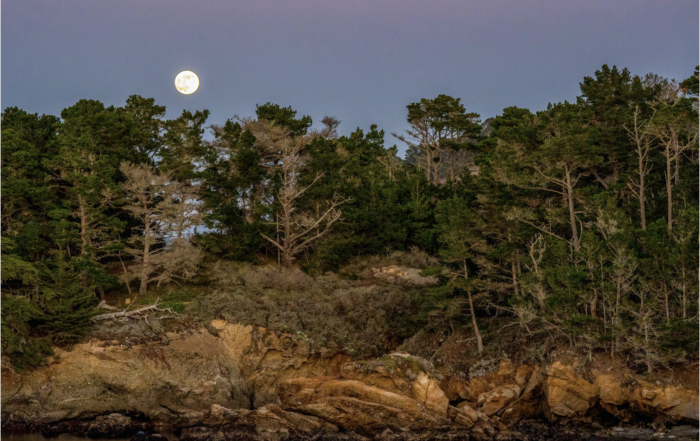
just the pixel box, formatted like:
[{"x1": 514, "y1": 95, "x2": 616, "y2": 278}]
[{"x1": 174, "y1": 70, "x2": 200, "y2": 95}]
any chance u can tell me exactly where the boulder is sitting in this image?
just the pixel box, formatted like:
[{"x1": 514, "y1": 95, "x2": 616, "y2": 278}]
[
  {"x1": 499, "y1": 366, "x2": 543, "y2": 426},
  {"x1": 631, "y1": 382, "x2": 699, "y2": 421},
  {"x1": 278, "y1": 377, "x2": 454, "y2": 433},
  {"x1": 477, "y1": 384, "x2": 521, "y2": 416},
  {"x1": 543, "y1": 362, "x2": 596, "y2": 420},
  {"x1": 439, "y1": 374, "x2": 470, "y2": 401},
  {"x1": 411, "y1": 372, "x2": 449, "y2": 416}
]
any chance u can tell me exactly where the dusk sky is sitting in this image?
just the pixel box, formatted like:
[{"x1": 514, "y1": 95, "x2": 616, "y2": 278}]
[{"x1": 3, "y1": 0, "x2": 698, "y2": 154}]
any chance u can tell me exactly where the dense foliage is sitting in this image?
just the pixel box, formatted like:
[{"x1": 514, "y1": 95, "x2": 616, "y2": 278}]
[{"x1": 2, "y1": 65, "x2": 698, "y2": 371}]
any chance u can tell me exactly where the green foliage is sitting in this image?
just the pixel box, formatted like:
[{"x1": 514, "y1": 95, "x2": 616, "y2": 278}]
[
  {"x1": 35, "y1": 256, "x2": 99, "y2": 343},
  {"x1": 255, "y1": 102, "x2": 312, "y2": 137},
  {"x1": 1, "y1": 64, "x2": 697, "y2": 370}
]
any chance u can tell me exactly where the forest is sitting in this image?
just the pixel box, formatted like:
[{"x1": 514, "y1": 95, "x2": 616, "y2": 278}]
[{"x1": 2, "y1": 64, "x2": 698, "y2": 374}]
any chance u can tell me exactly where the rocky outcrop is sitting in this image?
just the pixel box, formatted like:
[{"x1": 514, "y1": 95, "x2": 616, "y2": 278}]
[
  {"x1": 411, "y1": 372, "x2": 449, "y2": 416},
  {"x1": 542, "y1": 361, "x2": 597, "y2": 420},
  {"x1": 630, "y1": 381, "x2": 700, "y2": 421},
  {"x1": 2, "y1": 319, "x2": 699, "y2": 439}
]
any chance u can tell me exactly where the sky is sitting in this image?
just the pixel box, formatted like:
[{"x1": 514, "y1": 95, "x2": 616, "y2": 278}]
[{"x1": 2, "y1": 0, "x2": 698, "y2": 154}]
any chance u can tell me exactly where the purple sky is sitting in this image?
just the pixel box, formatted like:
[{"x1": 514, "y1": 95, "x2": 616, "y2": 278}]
[{"x1": 3, "y1": 0, "x2": 698, "y2": 153}]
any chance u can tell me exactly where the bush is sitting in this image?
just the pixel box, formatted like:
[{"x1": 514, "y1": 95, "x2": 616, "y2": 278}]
[{"x1": 189, "y1": 262, "x2": 421, "y2": 357}]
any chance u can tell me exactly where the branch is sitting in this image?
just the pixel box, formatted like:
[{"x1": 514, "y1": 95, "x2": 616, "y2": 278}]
[
  {"x1": 259, "y1": 232, "x2": 284, "y2": 251},
  {"x1": 92, "y1": 298, "x2": 174, "y2": 321},
  {"x1": 518, "y1": 219, "x2": 567, "y2": 243},
  {"x1": 288, "y1": 196, "x2": 350, "y2": 243}
]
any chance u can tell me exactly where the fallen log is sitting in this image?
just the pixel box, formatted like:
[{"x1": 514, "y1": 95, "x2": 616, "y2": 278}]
[
  {"x1": 96, "y1": 300, "x2": 120, "y2": 311},
  {"x1": 92, "y1": 298, "x2": 173, "y2": 321}
]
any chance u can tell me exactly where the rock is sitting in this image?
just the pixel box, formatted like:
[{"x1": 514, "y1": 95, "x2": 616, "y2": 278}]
[
  {"x1": 514, "y1": 365, "x2": 535, "y2": 388},
  {"x1": 595, "y1": 373, "x2": 626, "y2": 406},
  {"x1": 278, "y1": 377, "x2": 454, "y2": 433},
  {"x1": 130, "y1": 433, "x2": 168, "y2": 441},
  {"x1": 456, "y1": 400, "x2": 477, "y2": 410},
  {"x1": 499, "y1": 366, "x2": 543, "y2": 426},
  {"x1": 542, "y1": 361, "x2": 596, "y2": 420},
  {"x1": 341, "y1": 362, "x2": 410, "y2": 396},
  {"x1": 179, "y1": 427, "x2": 226, "y2": 441},
  {"x1": 411, "y1": 372, "x2": 449, "y2": 416},
  {"x1": 631, "y1": 382, "x2": 700, "y2": 421},
  {"x1": 87, "y1": 413, "x2": 132, "y2": 438},
  {"x1": 439, "y1": 374, "x2": 470, "y2": 401},
  {"x1": 448, "y1": 404, "x2": 479, "y2": 429},
  {"x1": 477, "y1": 384, "x2": 521, "y2": 416}
]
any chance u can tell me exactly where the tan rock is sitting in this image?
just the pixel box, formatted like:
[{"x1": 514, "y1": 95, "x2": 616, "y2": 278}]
[
  {"x1": 543, "y1": 361, "x2": 596, "y2": 420},
  {"x1": 515, "y1": 365, "x2": 535, "y2": 388},
  {"x1": 477, "y1": 384, "x2": 521, "y2": 416},
  {"x1": 278, "y1": 377, "x2": 456, "y2": 432},
  {"x1": 632, "y1": 382, "x2": 699, "y2": 421},
  {"x1": 341, "y1": 362, "x2": 409, "y2": 395},
  {"x1": 448, "y1": 406, "x2": 475, "y2": 428},
  {"x1": 412, "y1": 372, "x2": 449, "y2": 416},
  {"x1": 595, "y1": 374, "x2": 625, "y2": 406},
  {"x1": 440, "y1": 374, "x2": 470, "y2": 401},
  {"x1": 455, "y1": 402, "x2": 480, "y2": 422}
]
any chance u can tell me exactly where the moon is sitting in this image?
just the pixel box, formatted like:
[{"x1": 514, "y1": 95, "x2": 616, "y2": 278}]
[{"x1": 174, "y1": 70, "x2": 200, "y2": 95}]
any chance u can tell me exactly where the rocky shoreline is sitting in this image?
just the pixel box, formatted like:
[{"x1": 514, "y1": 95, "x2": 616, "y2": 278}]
[{"x1": 2, "y1": 320, "x2": 698, "y2": 440}]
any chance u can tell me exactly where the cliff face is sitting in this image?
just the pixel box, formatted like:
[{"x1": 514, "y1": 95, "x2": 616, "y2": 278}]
[{"x1": 2, "y1": 319, "x2": 698, "y2": 440}]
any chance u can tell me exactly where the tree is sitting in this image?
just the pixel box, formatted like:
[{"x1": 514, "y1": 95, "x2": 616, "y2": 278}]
[
  {"x1": 1, "y1": 108, "x2": 61, "y2": 261},
  {"x1": 394, "y1": 95, "x2": 481, "y2": 185},
  {"x1": 200, "y1": 120, "x2": 266, "y2": 260},
  {"x1": 161, "y1": 109, "x2": 210, "y2": 181},
  {"x1": 494, "y1": 102, "x2": 602, "y2": 251},
  {"x1": 46, "y1": 101, "x2": 127, "y2": 259},
  {"x1": 255, "y1": 102, "x2": 312, "y2": 138},
  {"x1": 242, "y1": 119, "x2": 347, "y2": 266},
  {"x1": 119, "y1": 163, "x2": 201, "y2": 294},
  {"x1": 648, "y1": 84, "x2": 698, "y2": 230},
  {"x1": 624, "y1": 105, "x2": 655, "y2": 230},
  {"x1": 435, "y1": 196, "x2": 488, "y2": 353}
]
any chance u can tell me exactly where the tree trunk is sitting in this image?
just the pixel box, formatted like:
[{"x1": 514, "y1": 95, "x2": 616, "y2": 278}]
[
  {"x1": 674, "y1": 138, "x2": 680, "y2": 186},
  {"x1": 511, "y1": 260, "x2": 520, "y2": 296},
  {"x1": 426, "y1": 150, "x2": 433, "y2": 183},
  {"x1": 467, "y1": 287, "x2": 483, "y2": 354},
  {"x1": 140, "y1": 202, "x2": 150, "y2": 295},
  {"x1": 638, "y1": 151, "x2": 647, "y2": 231},
  {"x1": 665, "y1": 143, "x2": 673, "y2": 231},
  {"x1": 565, "y1": 166, "x2": 580, "y2": 251},
  {"x1": 79, "y1": 196, "x2": 89, "y2": 256},
  {"x1": 463, "y1": 260, "x2": 483, "y2": 354},
  {"x1": 681, "y1": 264, "x2": 687, "y2": 318}
]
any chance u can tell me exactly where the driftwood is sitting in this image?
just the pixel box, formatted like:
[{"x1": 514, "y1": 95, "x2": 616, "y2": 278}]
[{"x1": 92, "y1": 298, "x2": 174, "y2": 321}]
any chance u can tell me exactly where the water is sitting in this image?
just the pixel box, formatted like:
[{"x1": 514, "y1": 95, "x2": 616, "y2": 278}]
[{"x1": 3, "y1": 430, "x2": 179, "y2": 441}]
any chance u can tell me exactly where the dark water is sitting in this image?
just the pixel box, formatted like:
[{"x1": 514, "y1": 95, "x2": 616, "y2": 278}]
[{"x1": 3, "y1": 430, "x2": 179, "y2": 441}]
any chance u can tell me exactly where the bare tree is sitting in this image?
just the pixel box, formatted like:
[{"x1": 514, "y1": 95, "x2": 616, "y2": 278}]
[
  {"x1": 165, "y1": 180, "x2": 203, "y2": 241},
  {"x1": 241, "y1": 120, "x2": 349, "y2": 266},
  {"x1": 624, "y1": 105, "x2": 655, "y2": 230},
  {"x1": 119, "y1": 163, "x2": 202, "y2": 294},
  {"x1": 650, "y1": 118, "x2": 698, "y2": 231}
]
